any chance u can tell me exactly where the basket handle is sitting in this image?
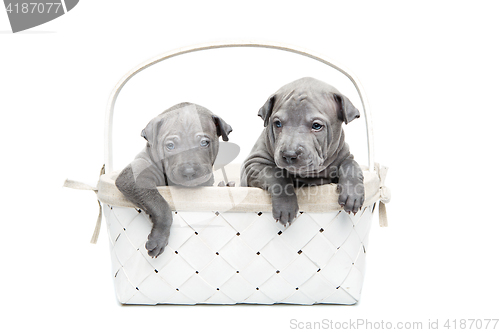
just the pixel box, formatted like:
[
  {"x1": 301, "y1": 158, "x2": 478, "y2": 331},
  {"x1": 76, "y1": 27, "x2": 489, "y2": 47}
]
[{"x1": 104, "y1": 41, "x2": 375, "y2": 173}]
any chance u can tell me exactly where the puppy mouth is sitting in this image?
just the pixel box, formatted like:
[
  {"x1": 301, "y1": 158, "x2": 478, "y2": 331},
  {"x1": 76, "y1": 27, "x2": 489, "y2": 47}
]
[
  {"x1": 283, "y1": 164, "x2": 316, "y2": 174},
  {"x1": 277, "y1": 160, "x2": 321, "y2": 173},
  {"x1": 178, "y1": 175, "x2": 212, "y2": 187},
  {"x1": 275, "y1": 151, "x2": 325, "y2": 174},
  {"x1": 167, "y1": 167, "x2": 213, "y2": 186}
]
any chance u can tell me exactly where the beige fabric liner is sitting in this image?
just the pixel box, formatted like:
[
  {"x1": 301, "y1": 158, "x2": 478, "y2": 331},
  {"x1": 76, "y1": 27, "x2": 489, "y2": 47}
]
[{"x1": 97, "y1": 164, "x2": 385, "y2": 213}]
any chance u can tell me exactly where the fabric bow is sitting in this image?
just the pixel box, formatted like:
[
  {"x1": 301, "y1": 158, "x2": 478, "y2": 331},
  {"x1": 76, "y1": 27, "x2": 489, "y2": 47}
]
[
  {"x1": 63, "y1": 165, "x2": 105, "y2": 244},
  {"x1": 375, "y1": 163, "x2": 391, "y2": 227}
]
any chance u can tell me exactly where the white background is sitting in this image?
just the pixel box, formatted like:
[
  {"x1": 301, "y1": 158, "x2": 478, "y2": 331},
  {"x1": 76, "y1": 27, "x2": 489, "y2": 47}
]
[{"x1": 1, "y1": 1, "x2": 499, "y2": 332}]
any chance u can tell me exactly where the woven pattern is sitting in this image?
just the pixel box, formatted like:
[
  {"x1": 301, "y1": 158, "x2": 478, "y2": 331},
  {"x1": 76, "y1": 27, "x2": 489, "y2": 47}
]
[{"x1": 103, "y1": 204, "x2": 375, "y2": 305}]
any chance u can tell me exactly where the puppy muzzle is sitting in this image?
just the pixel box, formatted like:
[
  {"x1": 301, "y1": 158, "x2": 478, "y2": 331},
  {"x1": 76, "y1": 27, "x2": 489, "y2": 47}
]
[
  {"x1": 168, "y1": 163, "x2": 213, "y2": 186},
  {"x1": 275, "y1": 146, "x2": 326, "y2": 175}
]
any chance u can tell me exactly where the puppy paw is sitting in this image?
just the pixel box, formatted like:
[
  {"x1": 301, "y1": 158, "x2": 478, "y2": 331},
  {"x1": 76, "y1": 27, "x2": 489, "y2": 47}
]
[
  {"x1": 145, "y1": 228, "x2": 170, "y2": 258},
  {"x1": 338, "y1": 181, "x2": 365, "y2": 215},
  {"x1": 271, "y1": 193, "x2": 299, "y2": 225}
]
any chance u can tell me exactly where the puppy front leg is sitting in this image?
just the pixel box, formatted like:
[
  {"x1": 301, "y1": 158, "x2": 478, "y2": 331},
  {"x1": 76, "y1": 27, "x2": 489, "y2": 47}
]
[
  {"x1": 337, "y1": 157, "x2": 365, "y2": 214},
  {"x1": 116, "y1": 165, "x2": 172, "y2": 258},
  {"x1": 246, "y1": 165, "x2": 299, "y2": 225}
]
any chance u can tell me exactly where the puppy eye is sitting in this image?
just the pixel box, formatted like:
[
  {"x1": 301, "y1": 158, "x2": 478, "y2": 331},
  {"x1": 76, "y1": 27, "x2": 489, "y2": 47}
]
[
  {"x1": 312, "y1": 123, "x2": 323, "y2": 131},
  {"x1": 166, "y1": 143, "x2": 175, "y2": 150},
  {"x1": 274, "y1": 120, "x2": 282, "y2": 128},
  {"x1": 200, "y1": 139, "x2": 210, "y2": 147}
]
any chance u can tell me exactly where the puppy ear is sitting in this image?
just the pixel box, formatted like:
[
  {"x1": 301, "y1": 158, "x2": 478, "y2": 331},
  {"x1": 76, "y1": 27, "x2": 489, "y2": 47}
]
[
  {"x1": 212, "y1": 115, "x2": 233, "y2": 142},
  {"x1": 258, "y1": 94, "x2": 275, "y2": 127},
  {"x1": 141, "y1": 116, "x2": 164, "y2": 143},
  {"x1": 334, "y1": 93, "x2": 360, "y2": 124}
]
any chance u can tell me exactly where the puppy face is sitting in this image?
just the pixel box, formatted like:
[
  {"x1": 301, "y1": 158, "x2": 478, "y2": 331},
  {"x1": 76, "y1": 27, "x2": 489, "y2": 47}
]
[
  {"x1": 142, "y1": 103, "x2": 232, "y2": 186},
  {"x1": 160, "y1": 109, "x2": 217, "y2": 186},
  {"x1": 270, "y1": 95, "x2": 341, "y2": 174},
  {"x1": 259, "y1": 78, "x2": 360, "y2": 176}
]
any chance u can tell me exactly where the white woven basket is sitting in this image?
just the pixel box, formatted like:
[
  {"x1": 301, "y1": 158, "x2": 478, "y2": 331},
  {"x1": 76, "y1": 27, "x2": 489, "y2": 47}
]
[{"x1": 67, "y1": 41, "x2": 390, "y2": 305}]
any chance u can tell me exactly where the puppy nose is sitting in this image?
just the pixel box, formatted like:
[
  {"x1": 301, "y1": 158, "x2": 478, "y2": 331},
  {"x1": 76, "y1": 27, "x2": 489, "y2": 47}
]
[
  {"x1": 182, "y1": 167, "x2": 196, "y2": 179},
  {"x1": 282, "y1": 150, "x2": 298, "y2": 164}
]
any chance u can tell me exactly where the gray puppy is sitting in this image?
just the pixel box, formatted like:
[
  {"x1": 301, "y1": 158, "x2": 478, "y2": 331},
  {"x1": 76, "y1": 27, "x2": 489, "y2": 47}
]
[
  {"x1": 241, "y1": 77, "x2": 364, "y2": 225},
  {"x1": 116, "y1": 102, "x2": 232, "y2": 257}
]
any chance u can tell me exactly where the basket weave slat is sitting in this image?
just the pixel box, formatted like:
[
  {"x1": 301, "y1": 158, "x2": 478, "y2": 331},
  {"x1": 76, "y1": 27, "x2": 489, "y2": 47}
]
[{"x1": 103, "y1": 204, "x2": 374, "y2": 305}]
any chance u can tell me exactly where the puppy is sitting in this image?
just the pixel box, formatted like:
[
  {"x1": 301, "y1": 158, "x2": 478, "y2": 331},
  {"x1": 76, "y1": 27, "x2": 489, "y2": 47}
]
[
  {"x1": 241, "y1": 77, "x2": 364, "y2": 225},
  {"x1": 116, "y1": 102, "x2": 232, "y2": 257}
]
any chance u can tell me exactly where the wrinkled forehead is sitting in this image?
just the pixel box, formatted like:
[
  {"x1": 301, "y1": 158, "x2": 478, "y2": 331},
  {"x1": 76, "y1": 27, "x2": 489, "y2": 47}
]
[
  {"x1": 274, "y1": 90, "x2": 338, "y2": 121},
  {"x1": 160, "y1": 104, "x2": 216, "y2": 138}
]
